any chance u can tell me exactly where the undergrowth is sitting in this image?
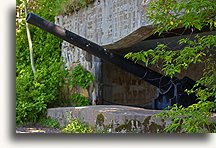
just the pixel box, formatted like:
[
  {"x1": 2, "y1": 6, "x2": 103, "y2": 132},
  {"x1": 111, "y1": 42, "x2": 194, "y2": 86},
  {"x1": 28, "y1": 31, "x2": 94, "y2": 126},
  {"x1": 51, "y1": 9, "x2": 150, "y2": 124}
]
[{"x1": 16, "y1": 0, "x2": 95, "y2": 125}]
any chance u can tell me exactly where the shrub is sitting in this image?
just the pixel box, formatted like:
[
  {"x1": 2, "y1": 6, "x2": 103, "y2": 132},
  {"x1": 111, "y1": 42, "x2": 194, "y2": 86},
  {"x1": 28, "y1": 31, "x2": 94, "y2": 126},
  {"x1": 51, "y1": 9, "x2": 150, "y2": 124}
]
[
  {"x1": 70, "y1": 64, "x2": 95, "y2": 89},
  {"x1": 125, "y1": 0, "x2": 216, "y2": 133},
  {"x1": 61, "y1": 118, "x2": 94, "y2": 133},
  {"x1": 16, "y1": 0, "x2": 68, "y2": 124},
  {"x1": 16, "y1": 0, "x2": 96, "y2": 125}
]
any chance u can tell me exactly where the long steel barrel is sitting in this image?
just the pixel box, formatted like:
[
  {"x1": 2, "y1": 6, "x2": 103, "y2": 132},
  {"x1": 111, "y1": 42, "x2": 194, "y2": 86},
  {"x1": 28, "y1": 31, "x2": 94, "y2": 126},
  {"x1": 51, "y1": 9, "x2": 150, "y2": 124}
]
[{"x1": 26, "y1": 12, "x2": 172, "y2": 89}]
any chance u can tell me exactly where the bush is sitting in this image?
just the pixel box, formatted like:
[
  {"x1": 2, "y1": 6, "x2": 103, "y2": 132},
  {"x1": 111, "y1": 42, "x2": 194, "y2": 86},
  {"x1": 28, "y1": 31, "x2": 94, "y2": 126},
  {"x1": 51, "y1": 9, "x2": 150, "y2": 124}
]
[
  {"x1": 125, "y1": 0, "x2": 216, "y2": 133},
  {"x1": 68, "y1": 64, "x2": 95, "y2": 107},
  {"x1": 16, "y1": 0, "x2": 68, "y2": 124},
  {"x1": 71, "y1": 94, "x2": 90, "y2": 107},
  {"x1": 38, "y1": 117, "x2": 60, "y2": 128},
  {"x1": 16, "y1": 0, "x2": 96, "y2": 125},
  {"x1": 61, "y1": 118, "x2": 94, "y2": 133},
  {"x1": 70, "y1": 64, "x2": 95, "y2": 89}
]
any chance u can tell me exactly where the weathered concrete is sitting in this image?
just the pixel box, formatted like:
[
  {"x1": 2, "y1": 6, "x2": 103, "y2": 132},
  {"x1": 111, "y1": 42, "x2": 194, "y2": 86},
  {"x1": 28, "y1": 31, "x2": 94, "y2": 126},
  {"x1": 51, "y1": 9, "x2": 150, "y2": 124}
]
[
  {"x1": 102, "y1": 62, "x2": 157, "y2": 108},
  {"x1": 55, "y1": 0, "x2": 154, "y2": 49},
  {"x1": 48, "y1": 105, "x2": 216, "y2": 133},
  {"x1": 56, "y1": 0, "x2": 154, "y2": 105},
  {"x1": 61, "y1": 43, "x2": 102, "y2": 105},
  {"x1": 47, "y1": 105, "x2": 167, "y2": 133}
]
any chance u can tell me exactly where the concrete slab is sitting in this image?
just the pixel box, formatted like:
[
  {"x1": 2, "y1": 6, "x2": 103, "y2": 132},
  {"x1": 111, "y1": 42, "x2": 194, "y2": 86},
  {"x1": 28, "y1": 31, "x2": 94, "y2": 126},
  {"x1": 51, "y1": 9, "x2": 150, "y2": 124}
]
[
  {"x1": 47, "y1": 105, "x2": 166, "y2": 133},
  {"x1": 47, "y1": 105, "x2": 216, "y2": 133}
]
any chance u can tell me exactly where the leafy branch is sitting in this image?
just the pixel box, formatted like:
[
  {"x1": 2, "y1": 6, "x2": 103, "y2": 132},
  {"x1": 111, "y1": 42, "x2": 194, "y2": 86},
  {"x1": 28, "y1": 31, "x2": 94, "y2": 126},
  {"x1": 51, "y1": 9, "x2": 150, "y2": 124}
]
[{"x1": 125, "y1": 0, "x2": 216, "y2": 133}]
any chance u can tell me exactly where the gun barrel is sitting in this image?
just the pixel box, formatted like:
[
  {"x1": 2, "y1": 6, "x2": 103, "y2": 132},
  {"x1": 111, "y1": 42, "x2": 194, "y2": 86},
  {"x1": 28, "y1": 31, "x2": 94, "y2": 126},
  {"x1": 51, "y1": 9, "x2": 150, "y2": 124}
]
[
  {"x1": 26, "y1": 12, "x2": 171, "y2": 89},
  {"x1": 26, "y1": 12, "x2": 203, "y2": 109}
]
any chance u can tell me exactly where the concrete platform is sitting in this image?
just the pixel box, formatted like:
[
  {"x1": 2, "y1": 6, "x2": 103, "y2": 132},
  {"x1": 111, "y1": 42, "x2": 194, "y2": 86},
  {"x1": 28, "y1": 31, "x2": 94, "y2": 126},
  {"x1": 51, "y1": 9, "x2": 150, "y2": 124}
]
[{"x1": 47, "y1": 105, "x2": 166, "y2": 133}]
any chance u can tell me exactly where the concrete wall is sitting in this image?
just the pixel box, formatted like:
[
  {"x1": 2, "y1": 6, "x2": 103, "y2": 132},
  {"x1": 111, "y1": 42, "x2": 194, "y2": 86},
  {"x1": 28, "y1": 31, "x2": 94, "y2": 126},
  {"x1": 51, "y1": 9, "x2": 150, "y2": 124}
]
[
  {"x1": 56, "y1": 0, "x2": 154, "y2": 106},
  {"x1": 55, "y1": 0, "x2": 154, "y2": 49},
  {"x1": 102, "y1": 62, "x2": 157, "y2": 108},
  {"x1": 61, "y1": 42, "x2": 102, "y2": 105}
]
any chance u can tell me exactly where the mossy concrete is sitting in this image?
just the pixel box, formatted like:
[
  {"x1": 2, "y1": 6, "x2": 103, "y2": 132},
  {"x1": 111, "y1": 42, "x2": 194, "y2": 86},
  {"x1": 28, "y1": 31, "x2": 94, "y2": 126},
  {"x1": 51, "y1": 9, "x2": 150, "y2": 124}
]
[
  {"x1": 47, "y1": 105, "x2": 216, "y2": 133},
  {"x1": 47, "y1": 105, "x2": 167, "y2": 133}
]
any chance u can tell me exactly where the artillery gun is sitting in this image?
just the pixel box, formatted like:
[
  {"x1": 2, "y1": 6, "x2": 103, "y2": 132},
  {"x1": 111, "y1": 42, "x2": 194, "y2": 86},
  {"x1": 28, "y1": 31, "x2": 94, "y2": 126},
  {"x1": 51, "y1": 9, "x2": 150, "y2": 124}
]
[{"x1": 26, "y1": 12, "x2": 201, "y2": 110}]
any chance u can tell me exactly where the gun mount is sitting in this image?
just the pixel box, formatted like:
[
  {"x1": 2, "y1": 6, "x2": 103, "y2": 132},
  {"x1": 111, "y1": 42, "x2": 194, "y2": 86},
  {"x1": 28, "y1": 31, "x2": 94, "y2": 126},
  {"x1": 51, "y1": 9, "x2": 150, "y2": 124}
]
[{"x1": 26, "y1": 12, "x2": 199, "y2": 110}]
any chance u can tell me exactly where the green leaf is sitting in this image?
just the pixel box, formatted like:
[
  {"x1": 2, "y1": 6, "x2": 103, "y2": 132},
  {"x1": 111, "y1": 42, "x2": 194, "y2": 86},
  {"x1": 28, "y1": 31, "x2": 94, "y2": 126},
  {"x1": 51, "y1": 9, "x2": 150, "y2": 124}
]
[{"x1": 16, "y1": 0, "x2": 22, "y2": 6}]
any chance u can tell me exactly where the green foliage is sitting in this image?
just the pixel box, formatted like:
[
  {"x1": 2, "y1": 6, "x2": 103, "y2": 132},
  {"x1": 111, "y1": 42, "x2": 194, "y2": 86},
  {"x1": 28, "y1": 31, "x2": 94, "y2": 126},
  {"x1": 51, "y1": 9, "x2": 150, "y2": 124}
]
[
  {"x1": 55, "y1": 0, "x2": 96, "y2": 15},
  {"x1": 61, "y1": 116, "x2": 112, "y2": 133},
  {"x1": 71, "y1": 94, "x2": 90, "y2": 107},
  {"x1": 38, "y1": 117, "x2": 60, "y2": 128},
  {"x1": 61, "y1": 112, "x2": 113, "y2": 133},
  {"x1": 125, "y1": 0, "x2": 216, "y2": 133},
  {"x1": 125, "y1": 35, "x2": 216, "y2": 77},
  {"x1": 61, "y1": 118, "x2": 94, "y2": 133},
  {"x1": 70, "y1": 64, "x2": 95, "y2": 89},
  {"x1": 145, "y1": 0, "x2": 216, "y2": 35},
  {"x1": 155, "y1": 102, "x2": 216, "y2": 133},
  {"x1": 16, "y1": 0, "x2": 95, "y2": 124},
  {"x1": 16, "y1": 0, "x2": 69, "y2": 124},
  {"x1": 67, "y1": 65, "x2": 94, "y2": 106}
]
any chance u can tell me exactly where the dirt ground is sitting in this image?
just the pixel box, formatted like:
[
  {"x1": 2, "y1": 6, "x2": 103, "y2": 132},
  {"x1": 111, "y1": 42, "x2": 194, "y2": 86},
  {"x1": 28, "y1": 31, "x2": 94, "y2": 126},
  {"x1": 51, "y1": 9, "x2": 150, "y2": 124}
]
[{"x1": 16, "y1": 123, "x2": 62, "y2": 133}]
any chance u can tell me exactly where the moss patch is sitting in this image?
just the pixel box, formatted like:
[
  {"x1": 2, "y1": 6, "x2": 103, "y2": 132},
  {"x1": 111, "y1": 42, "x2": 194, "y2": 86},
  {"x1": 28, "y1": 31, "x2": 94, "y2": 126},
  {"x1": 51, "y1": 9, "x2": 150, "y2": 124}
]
[
  {"x1": 56, "y1": 0, "x2": 96, "y2": 15},
  {"x1": 114, "y1": 116, "x2": 166, "y2": 133},
  {"x1": 115, "y1": 120, "x2": 142, "y2": 133},
  {"x1": 143, "y1": 116, "x2": 151, "y2": 126},
  {"x1": 96, "y1": 113, "x2": 105, "y2": 126},
  {"x1": 142, "y1": 116, "x2": 166, "y2": 133}
]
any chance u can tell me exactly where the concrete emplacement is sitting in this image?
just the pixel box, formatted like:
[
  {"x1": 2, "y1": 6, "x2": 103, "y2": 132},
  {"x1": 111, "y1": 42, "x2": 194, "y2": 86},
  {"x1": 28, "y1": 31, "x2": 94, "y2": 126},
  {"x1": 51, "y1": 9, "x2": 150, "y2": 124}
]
[
  {"x1": 46, "y1": 0, "x2": 215, "y2": 133},
  {"x1": 47, "y1": 105, "x2": 167, "y2": 133},
  {"x1": 47, "y1": 105, "x2": 216, "y2": 133}
]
